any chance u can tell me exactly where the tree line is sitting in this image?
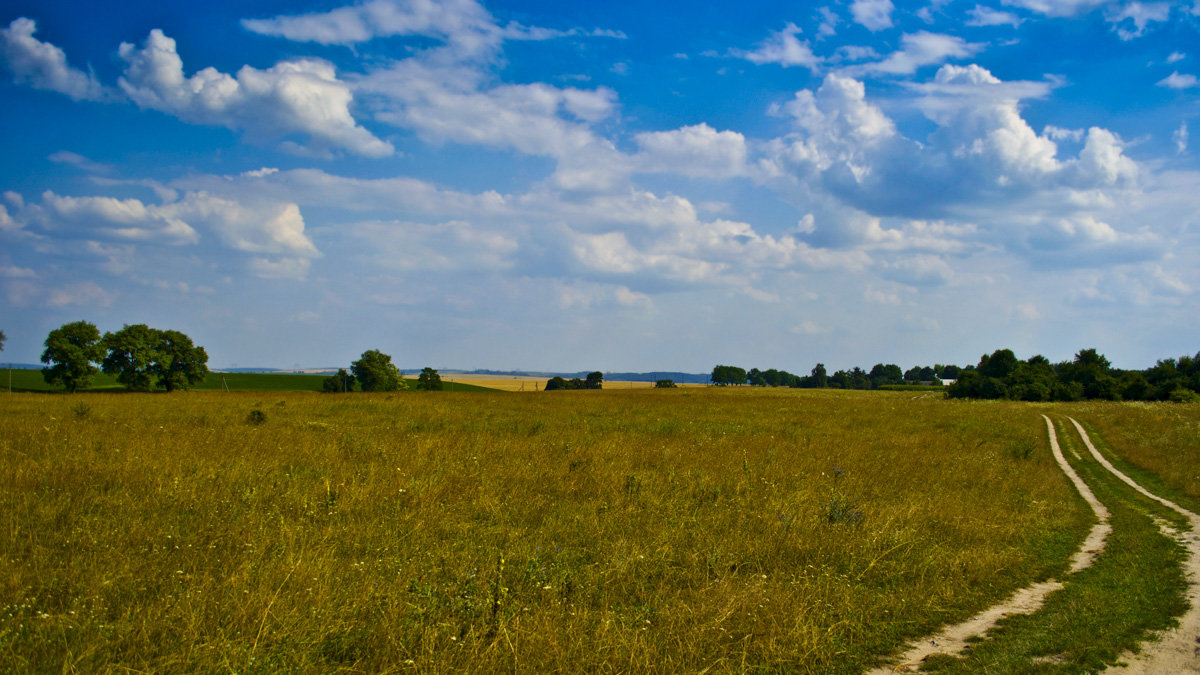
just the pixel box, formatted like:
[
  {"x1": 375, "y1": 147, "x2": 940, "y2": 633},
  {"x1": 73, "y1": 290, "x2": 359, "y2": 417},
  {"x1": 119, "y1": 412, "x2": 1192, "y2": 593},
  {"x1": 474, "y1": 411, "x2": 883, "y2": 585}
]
[
  {"x1": 710, "y1": 363, "x2": 960, "y2": 389},
  {"x1": 39, "y1": 320, "x2": 209, "y2": 392},
  {"x1": 711, "y1": 347, "x2": 1200, "y2": 402},
  {"x1": 946, "y1": 348, "x2": 1200, "y2": 402}
]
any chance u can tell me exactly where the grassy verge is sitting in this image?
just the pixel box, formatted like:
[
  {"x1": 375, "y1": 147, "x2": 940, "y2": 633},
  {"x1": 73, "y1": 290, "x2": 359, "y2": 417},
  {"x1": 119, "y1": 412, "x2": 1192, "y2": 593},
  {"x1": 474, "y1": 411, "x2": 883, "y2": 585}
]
[
  {"x1": 923, "y1": 416, "x2": 1190, "y2": 673},
  {"x1": 1065, "y1": 402, "x2": 1200, "y2": 514},
  {"x1": 0, "y1": 390, "x2": 1088, "y2": 672}
]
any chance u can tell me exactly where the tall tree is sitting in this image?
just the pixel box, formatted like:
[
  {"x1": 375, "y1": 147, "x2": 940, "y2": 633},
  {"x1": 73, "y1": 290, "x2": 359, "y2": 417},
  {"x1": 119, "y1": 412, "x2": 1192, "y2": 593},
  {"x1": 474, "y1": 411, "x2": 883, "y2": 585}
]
[
  {"x1": 351, "y1": 349, "x2": 402, "y2": 392},
  {"x1": 102, "y1": 324, "x2": 159, "y2": 391},
  {"x1": 584, "y1": 371, "x2": 603, "y2": 390},
  {"x1": 323, "y1": 368, "x2": 355, "y2": 393},
  {"x1": 417, "y1": 367, "x2": 443, "y2": 391},
  {"x1": 152, "y1": 329, "x2": 209, "y2": 391},
  {"x1": 41, "y1": 321, "x2": 105, "y2": 393}
]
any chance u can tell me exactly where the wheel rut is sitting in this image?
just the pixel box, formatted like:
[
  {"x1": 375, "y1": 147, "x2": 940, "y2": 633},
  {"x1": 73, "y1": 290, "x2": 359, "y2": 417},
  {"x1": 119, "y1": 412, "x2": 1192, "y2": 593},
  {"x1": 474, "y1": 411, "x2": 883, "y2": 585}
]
[
  {"x1": 866, "y1": 415, "x2": 1112, "y2": 673},
  {"x1": 1066, "y1": 417, "x2": 1200, "y2": 674}
]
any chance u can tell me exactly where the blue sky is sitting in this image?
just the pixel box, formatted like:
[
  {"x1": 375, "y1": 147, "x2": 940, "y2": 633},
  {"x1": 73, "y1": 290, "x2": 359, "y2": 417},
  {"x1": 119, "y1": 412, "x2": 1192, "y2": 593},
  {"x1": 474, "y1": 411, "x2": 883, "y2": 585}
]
[{"x1": 2, "y1": 0, "x2": 1198, "y2": 372}]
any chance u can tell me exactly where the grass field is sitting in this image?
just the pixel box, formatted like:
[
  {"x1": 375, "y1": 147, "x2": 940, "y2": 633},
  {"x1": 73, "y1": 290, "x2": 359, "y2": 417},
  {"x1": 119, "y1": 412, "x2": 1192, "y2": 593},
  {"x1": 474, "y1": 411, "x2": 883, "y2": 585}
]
[{"x1": 0, "y1": 388, "x2": 1099, "y2": 672}]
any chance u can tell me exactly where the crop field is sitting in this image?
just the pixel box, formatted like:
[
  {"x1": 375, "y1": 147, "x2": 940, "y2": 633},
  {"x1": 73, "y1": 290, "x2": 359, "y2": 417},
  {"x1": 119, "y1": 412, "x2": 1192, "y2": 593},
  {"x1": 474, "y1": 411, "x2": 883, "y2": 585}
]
[{"x1": 2, "y1": 388, "x2": 1193, "y2": 672}]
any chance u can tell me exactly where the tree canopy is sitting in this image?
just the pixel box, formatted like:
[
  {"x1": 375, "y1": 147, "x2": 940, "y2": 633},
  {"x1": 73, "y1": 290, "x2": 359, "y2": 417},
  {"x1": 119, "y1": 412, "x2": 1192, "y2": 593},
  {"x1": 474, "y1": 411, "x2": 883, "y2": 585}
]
[
  {"x1": 41, "y1": 321, "x2": 105, "y2": 393},
  {"x1": 351, "y1": 349, "x2": 402, "y2": 392},
  {"x1": 323, "y1": 368, "x2": 356, "y2": 393},
  {"x1": 710, "y1": 365, "x2": 748, "y2": 386},
  {"x1": 417, "y1": 367, "x2": 443, "y2": 391}
]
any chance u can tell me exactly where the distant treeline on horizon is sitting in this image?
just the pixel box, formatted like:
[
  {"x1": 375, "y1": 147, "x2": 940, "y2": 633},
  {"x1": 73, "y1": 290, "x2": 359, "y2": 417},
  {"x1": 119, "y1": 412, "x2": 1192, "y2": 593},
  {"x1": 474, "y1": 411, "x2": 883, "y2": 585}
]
[{"x1": 710, "y1": 348, "x2": 1200, "y2": 402}]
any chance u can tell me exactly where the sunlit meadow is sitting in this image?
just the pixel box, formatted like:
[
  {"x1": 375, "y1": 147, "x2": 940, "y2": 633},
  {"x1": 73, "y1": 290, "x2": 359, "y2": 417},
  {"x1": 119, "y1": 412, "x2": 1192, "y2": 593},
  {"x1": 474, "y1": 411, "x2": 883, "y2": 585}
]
[{"x1": 1, "y1": 389, "x2": 1090, "y2": 672}]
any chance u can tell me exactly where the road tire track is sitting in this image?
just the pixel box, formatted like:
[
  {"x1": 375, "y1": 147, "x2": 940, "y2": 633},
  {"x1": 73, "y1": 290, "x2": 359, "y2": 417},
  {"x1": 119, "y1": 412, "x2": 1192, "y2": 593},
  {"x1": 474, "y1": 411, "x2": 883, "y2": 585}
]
[
  {"x1": 866, "y1": 415, "x2": 1112, "y2": 673},
  {"x1": 1066, "y1": 417, "x2": 1200, "y2": 674}
]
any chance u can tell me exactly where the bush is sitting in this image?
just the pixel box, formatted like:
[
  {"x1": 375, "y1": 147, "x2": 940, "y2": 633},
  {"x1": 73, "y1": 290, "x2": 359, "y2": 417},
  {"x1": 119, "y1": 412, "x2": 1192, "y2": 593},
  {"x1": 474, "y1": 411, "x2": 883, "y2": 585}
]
[
  {"x1": 655, "y1": 379, "x2": 677, "y2": 388},
  {"x1": 1168, "y1": 387, "x2": 1200, "y2": 403}
]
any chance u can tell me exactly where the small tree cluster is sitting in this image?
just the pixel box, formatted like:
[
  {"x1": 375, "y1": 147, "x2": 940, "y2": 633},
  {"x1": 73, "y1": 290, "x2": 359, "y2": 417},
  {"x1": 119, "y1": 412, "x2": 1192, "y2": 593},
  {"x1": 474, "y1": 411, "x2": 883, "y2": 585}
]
[
  {"x1": 654, "y1": 379, "x2": 677, "y2": 388},
  {"x1": 544, "y1": 372, "x2": 603, "y2": 391},
  {"x1": 40, "y1": 321, "x2": 209, "y2": 393}
]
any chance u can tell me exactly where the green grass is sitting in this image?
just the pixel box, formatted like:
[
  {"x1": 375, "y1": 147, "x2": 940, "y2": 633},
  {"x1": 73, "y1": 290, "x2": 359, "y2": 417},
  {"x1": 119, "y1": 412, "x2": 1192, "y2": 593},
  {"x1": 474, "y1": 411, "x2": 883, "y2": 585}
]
[
  {"x1": 1, "y1": 369, "x2": 497, "y2": 393},
  {"x1": 0, "y1": 389, "x2": 1092, "y2": 672},
  {"x1": 922, "y1": 415, "x2": 1190, "y2": 673}
]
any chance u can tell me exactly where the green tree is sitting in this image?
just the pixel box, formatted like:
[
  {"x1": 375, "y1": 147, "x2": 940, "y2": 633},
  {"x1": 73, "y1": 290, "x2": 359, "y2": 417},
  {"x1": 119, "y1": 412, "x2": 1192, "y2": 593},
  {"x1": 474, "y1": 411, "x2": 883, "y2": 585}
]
[
  {"x1": 351, "y1": 349, "x2": 402, "y2": 392},
  {"x1": 322, "y1": 368, "x2": 355, "y2": 393},
  {"x1": 102, "y1": 324, "x2": 160, "y2": 391},
  {"x1": 710, "y1": 365, "x2": 747, "y2": 386},
  {"x1": 41, "y1": 321, "x2": 105, "y2": 393},
  {"x1": 545, "y1": 376, "x2": 567, "y2": 391},
  {"x1": 417, "y1": 367, "x2": 443, "y2": 391},
  {"x1": 152, "y1": 329, "x2": 208, "y2": 391},
  {"x1": 585, "y1": 371, "x2": 603, "y2": 390},
  {"x1": 806, "y1": 363, "x2": 828, "y2": 388},
  {"x1": 654, "y1": 379, "x2": 676, "y2": 388}
]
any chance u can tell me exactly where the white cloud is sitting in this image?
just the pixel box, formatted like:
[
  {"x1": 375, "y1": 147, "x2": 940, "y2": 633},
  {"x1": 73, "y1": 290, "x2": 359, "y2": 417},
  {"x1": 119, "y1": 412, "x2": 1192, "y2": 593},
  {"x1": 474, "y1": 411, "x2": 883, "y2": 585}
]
[
  {"x1": 173, "y1": 194, "x2": 320, "y2": 257},
  {"x1": 0, "y1": 18, "x2": 107, "y2": 101},
  {"x1": 1106, "y1": 2, "x2": 1171, "y2": 40},
  {"x1": 817, "y1": 7, "x2": 840, "y2": 38},
  {"x1": 966, "y1": 5, "x2": 1024, "y2": 26},
  {"x1": 36, "y1": 191, "x2": 199, "y2": 244},
  {"x1": 8, "y1": 189, "x2": 319, "y2": 259},
  {"x1": 1167, "y1": 52, "x2": 1186, "y2": 64},
  {"x1": 1175, "y1": 122, "x2": 1189, "y2": 154},
  {"x1": 48, "y1": 150, "x2": 111, "y2": 174},
  {"x1": 634, "y1": 124, "x2": 749, "y2": 178},
  {"x1": 730, "y1": 23, "x2": 822, "y2": 71},
  {"x1": 848, "y1": 32, "x2": 982, "y2": 76},
  {"x1": 1158, "y1": 71, "x2": 1199, "y2": 89},
  {"x1": 242, "y1": 0, "x2": 621, "y2": 63},
  {"x1": 1001, "y1": 0, "x2": 1110, "y2": 17},
  {"x1": 248, "y1": 257, "x2": 311, "y2": 280},
  {"x1": 850, "y1": 0, "x2": 895, "y2": 31},
  {"x1": 117, "y1": 29, "x2": 392, "y2": 157},
  {"x1": 47, "y1": 281, "x2": 115, "y2": 307},
  {"x1": 350, "y1": 219, "x2": 518, "y2": 272}
]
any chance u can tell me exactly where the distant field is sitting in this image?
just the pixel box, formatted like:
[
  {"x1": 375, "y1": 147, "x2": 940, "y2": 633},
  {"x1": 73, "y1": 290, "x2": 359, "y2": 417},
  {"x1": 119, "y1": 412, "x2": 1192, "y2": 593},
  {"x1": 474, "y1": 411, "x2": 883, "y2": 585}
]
[
  {"x1": 0, "y1": 388, "x2": 1093, "y2": 672},
  {"x1": 1, "y1": 368, "x2": 496, "y2": 393},
  {"x1": 440, "y1": 373, "x2": 706, "y2": 391}
]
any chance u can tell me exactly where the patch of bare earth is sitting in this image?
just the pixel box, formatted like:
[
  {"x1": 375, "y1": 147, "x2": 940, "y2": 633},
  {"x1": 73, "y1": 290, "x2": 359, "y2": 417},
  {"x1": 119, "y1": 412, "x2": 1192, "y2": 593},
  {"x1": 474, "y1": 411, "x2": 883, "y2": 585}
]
[{"x1": 866, "y1": 416, "x2": 1112, "y2": 673}]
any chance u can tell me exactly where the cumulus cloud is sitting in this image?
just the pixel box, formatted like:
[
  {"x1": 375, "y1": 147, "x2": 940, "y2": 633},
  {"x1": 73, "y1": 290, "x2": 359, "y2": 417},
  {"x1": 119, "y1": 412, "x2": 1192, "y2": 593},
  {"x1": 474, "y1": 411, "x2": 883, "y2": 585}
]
[
  {"x1": 350, "y1": 219, "x2": 518, "y2": 272},
  {"x1": 1175, "y1": 121, "x2": 1189, "y2": 154},
  {"x1": 34, "y1": 192, "x2": 199, "y2": 244},
  {"x1": 847, "y1": 32, "x2": 982, "y2": 76},
  {"x1": 966, "y1": 5, "x2": 1024, "y2": 26},
  {"x1": 1106, "y1": 2, "x2": 1171, "y2": 40},
  {"x1": 1158, "y1": 71, "x2": 1199, "y2": 89},
  {"x1": 117, "y1": 29, "x2": 392, "y2": 157},
  {"x1": 8, "y1": 190, "x2": 319, "y2": 259},
  {"x1": 634, "y1": 124, "x2": 749, "y2": 178},
  {"x1": 0, "y1": 18, "x2": 107, "y2": 101},
  {"x1": 730, "y1": 23, "x2": 822, "y2": 70},
  {"x1": 850, "y1": 0, "x2": 895, "y2": 31}
]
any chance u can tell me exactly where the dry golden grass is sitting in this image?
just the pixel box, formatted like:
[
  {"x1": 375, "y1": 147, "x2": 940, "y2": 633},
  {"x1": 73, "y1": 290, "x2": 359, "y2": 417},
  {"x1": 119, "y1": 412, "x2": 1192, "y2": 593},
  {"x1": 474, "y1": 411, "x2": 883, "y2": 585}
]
[
  {"x1": 1065, "y1": 401, "x2": 1200, "y2": 507},
  {"x1": 0, "y1": 389, "x2": 1089, "y2": 672}
]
